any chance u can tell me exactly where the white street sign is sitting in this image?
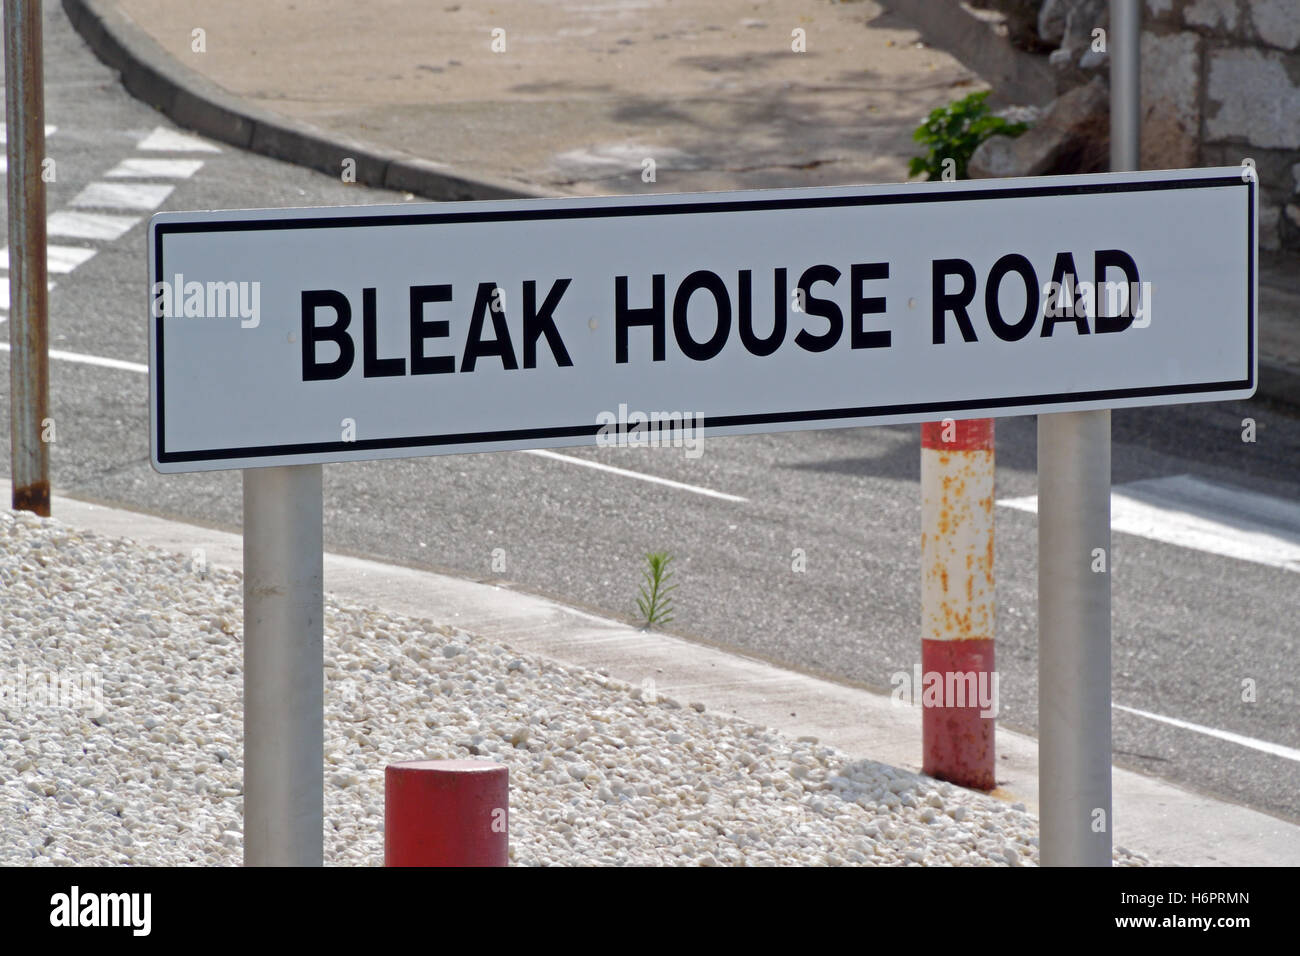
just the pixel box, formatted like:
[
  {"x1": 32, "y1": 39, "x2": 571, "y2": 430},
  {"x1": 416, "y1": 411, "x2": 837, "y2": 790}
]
[{"x1": 149, "y1": 168, "x2": 1255, "y2": 473}]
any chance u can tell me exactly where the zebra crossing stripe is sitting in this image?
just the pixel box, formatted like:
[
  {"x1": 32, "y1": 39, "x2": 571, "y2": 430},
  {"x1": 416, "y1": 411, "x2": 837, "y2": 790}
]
[
  {"x1": 0, "y1": 245, "x2": 96, "y2": 273},
  {"x1": 0, "y1": 126, "x2": 211, "y2": 318},
  {"x1": 0, "y1": 123, "x2": 57, "y2": 173},
  {"x1": 0, "y1": 123, "x2": 57, "y2": 143},
  {"x1": 71, "y1": 181, "x2": 174, "y2": 211},
  {"x1": 105, "y1": 158, "x2": 204, "y2": 179},
  {"x1": 138, "y1": 126, "x2": 220, "y2": 152},
  {"x1": 47, "y1": 210, "x2": 140, "y2": 241},
  {"x1": 0, "y1": 277, "x2": 56, "y2": 314},
  {"x1": 999, "y1": 474, "x2": 1300, "y2": 573}
]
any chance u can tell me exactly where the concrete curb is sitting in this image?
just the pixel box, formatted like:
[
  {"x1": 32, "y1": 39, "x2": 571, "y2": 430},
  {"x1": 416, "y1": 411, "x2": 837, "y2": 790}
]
[{"x1": 61, "y1": 0, "x2": 550, "y2": 203}]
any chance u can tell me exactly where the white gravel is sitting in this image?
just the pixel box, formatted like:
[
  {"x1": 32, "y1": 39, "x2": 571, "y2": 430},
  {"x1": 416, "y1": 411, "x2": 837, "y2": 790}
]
[{"x1": 0, "y1": 510, "x2": 1150, "y2": 866}]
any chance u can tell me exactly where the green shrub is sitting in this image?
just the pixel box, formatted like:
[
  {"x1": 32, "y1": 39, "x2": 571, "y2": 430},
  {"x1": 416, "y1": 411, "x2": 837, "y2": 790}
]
[{"x1": 908, "y1": 90, "x2": 1029, "y2": 181}]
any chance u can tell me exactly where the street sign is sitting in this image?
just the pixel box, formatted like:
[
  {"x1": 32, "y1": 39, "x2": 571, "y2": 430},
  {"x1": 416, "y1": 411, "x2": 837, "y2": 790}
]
[{"x1": 148, "y1": 167, "x2": 1255, "y2": 473}]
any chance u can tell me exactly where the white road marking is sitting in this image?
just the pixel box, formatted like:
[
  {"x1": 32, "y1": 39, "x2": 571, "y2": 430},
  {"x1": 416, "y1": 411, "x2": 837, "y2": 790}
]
[
  {"x1": 47, "y1": 210, "x2": 139, "y2": 241},
  {"x1": 999, "y1": 474, "x2": 1300, "y2": 573},
  {"x1": 104, "y1": 157, "x2": 204, "y2": 179},
  {"x1": 0, "y1": 334, "x2": 745, "y2": 499},
  {"x1": 71, "y1": 181, "x2": 174, "y2": 211},
  {"x1": 138, "y1": 126, "x2": 220, "y2": 152},
  {"x1": 0, "y1": 244, "x2": 96, "y2": 273},
  {"x1": 0, "y1": 277, "x2": 56, "y2": 311},
  {"x1": 0, "y1": 341, "x2": 147, "y2": 374},
  {"x1": 1114, "y1": 703, "x2": 1300, "y2": 763},
  {"x1": 524, "y1": 448, "x2": 748, "y2": 502},
  {"x1": 0, "y1": 123, "x2": 57, "y2": 143},
  {"x1": 0, "y1": 347, "x2": 740, "y2": 503}
]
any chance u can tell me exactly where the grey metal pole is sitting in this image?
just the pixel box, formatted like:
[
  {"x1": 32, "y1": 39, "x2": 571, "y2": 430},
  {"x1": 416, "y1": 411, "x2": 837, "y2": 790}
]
[
  {"x1": 243, "y1": 464, "x2": 324, "y2": 866},
  {"x1": 1110, "y1": 0, "x2": 1141, "y2": 173},
  {"x1": 1037, "y1": 412, "x2": 1112, "y2": 866},
  {"x1": 1037, "y1": 0, "x2": 1138, "y2": 868},
  {"x1": 4, "y1": 0, "x2": 50, "y2": 516}
]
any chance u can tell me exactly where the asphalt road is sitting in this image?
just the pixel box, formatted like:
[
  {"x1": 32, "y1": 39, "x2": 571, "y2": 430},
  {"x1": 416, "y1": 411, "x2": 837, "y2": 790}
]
[{"x1": 3, "y1": 2, "x2": 1299, "y2": 831}]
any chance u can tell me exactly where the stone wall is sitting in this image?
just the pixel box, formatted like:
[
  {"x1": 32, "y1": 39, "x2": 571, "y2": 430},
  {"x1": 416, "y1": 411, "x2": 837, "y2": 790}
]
[
  {"x1": 1145, "y1": 0, "x2": 1300, "y2": 251},
  {"x1": 975, "y1": 0, "x2": 1300, "y2": 252}
]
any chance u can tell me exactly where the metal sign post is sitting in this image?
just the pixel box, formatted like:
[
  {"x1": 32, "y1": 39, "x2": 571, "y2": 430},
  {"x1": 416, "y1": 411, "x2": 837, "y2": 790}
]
[
  {"x1": 1038, "y1": 0, "x2": 1139, "y2": 867},
  {"x1": 242, "y1": 464, "x2": 324, "y2": 866},
  {"x1": 4, "y1": 0, "x2": 50, "y2": 515},
  {"x1": 1037, "y1": 411, "x2": 1112, "y2": 865}
]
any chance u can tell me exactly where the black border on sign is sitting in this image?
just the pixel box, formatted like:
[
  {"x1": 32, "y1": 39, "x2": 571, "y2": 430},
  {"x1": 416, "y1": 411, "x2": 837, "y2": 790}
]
[{"x1": 153, "y1": 174, "x2": 1255, "y2": 465}]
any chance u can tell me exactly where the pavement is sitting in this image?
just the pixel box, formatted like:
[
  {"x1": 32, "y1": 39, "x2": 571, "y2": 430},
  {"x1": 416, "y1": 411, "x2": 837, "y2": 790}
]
[
  {"x1": 40, "y1": 486, "x2": 1300, "y2": 866},
  {"x1": 63, "y1": 0, "x2": 1300, "y2": 410}
]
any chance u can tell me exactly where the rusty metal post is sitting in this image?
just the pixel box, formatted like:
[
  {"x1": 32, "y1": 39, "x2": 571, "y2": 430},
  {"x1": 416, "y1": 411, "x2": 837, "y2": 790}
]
[{"x1": 4, "y1": 0, "x2": 50, "y2": 515}]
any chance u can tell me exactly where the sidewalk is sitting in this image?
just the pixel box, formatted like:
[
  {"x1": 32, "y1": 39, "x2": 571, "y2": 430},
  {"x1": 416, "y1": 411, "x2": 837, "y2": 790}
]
[
  {"x1": 47, "y1": 489, "x2": 1300, "y2": 865},
  {"x1": 103, "y1": 0, "x2": 977, "y2": 195},
  {"x1": 65, "y1": 0, "x2": 1300, "y2": 408}
]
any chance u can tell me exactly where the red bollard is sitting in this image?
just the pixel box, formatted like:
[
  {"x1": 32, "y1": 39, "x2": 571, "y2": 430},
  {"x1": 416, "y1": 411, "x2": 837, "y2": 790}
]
[
  {"x1": 384, "y1": 759, "x2": 508, "y2": 866},
  {"x1": 920, "y1": 418, "x2": 997, "y2": 791}
]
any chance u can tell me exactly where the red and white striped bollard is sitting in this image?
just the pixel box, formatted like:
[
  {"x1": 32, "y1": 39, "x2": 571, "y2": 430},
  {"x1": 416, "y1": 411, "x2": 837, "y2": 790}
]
[{"x1": 920, "y1": 417, "x2": 996, "y2": 790}]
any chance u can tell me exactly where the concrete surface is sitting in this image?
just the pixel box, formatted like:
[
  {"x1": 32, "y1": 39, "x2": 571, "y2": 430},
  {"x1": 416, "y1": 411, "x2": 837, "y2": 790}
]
[{"x1": 108, "y1": 0, "x2": 976, "y2": 194}]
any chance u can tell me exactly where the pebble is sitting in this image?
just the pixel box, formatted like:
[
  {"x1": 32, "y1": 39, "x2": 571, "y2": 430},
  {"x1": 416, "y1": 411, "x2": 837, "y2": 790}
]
[{"x1": 0, "y1": 512, "x2": 1153, "y2": 867}]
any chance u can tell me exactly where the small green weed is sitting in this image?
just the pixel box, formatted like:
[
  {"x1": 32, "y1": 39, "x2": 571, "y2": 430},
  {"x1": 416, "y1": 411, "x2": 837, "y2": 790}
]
[{"x1": 636, "y1": 552, "x2": 677, "y2": 629}]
